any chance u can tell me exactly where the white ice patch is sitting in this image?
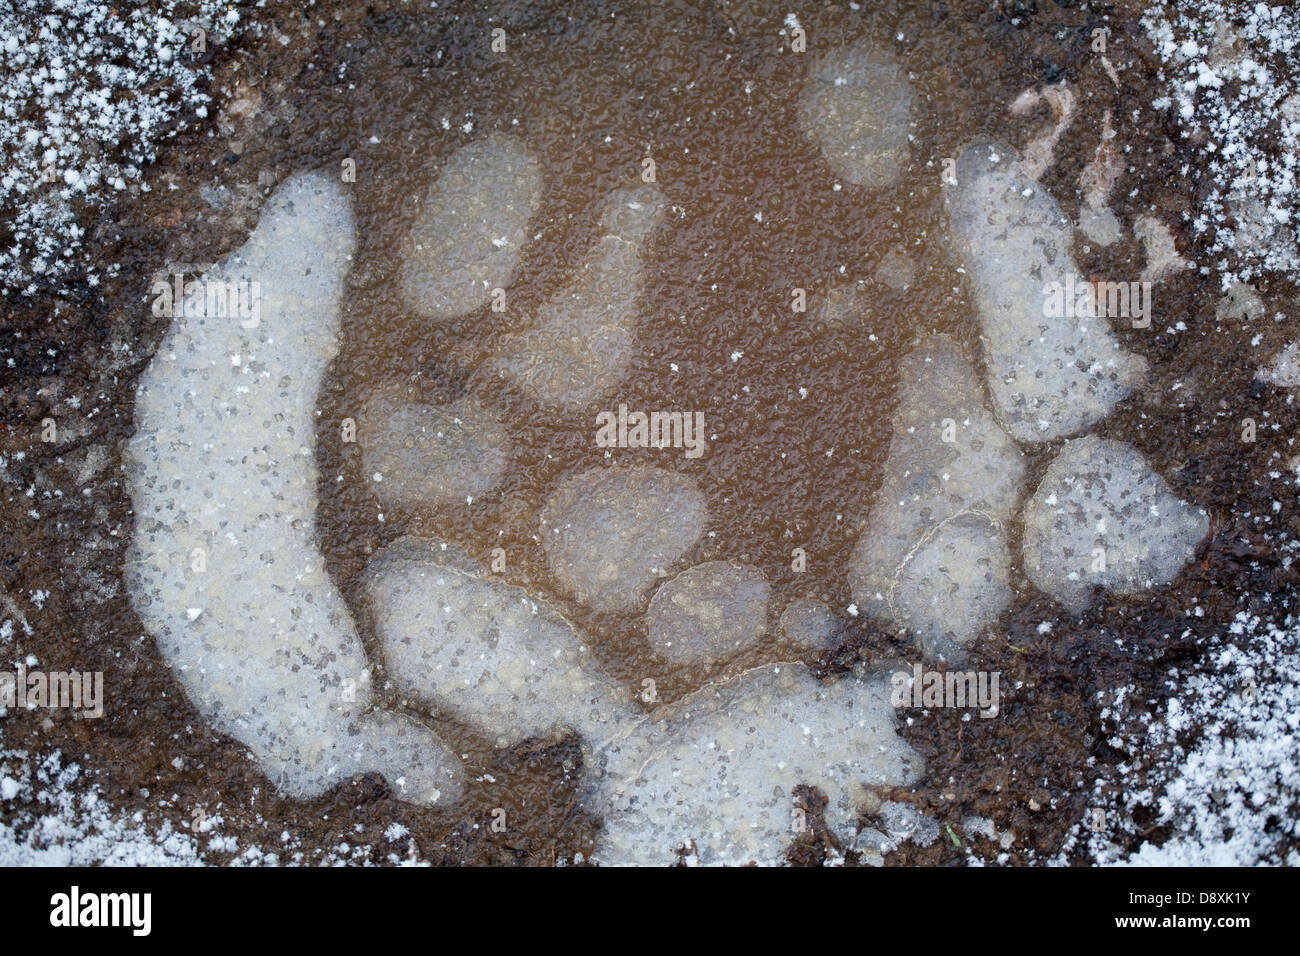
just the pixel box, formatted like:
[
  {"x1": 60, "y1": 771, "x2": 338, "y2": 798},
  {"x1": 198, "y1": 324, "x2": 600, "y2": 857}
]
[
  {"x1": 124, "y1": 173, "x2": 462, "y2": 805},
  {"x1": 849, "y1": 335, "x2": 1024, "y2": 660},
  {"x1": 1020, "y1": 435, "x2": 1208, "y2": 612},
  {"x1": 362, "y1": 539, "x2": 636, "y2": 750},
  {"x1": 1259, "y1": 341, "x2": 1300, "y2": 388},
  {"x1": 594, "y1": 667, "x2": 922, "y2": 866},
  {"x1": 945, "y1": 144, "x2": 1147, "y2": 442},
  {"x1": 401, "y1": 133, "x2": 543, "y2": 321}
]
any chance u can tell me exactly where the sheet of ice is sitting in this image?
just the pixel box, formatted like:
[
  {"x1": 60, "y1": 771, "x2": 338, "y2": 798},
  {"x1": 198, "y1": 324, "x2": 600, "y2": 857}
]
[
  {"x1": 362, "y1": 539, "x2": 636, "y2": 749},
  {"x1": 876, "y1": 247, "x2": 916, "y2": 292},
  {"x1": 1020, "y1": 435, "x2": 1208, "y2": 611},
  {"x1": 848, "y1": 335, "x2": 1024, "y2": 659},
  {"x1": 1260, "y1": 341, "x2": 1300, "y2": 387},
  {"x1": 889, "y1": 514, "x2": 1014, "y2": 660},
  {"x1": 594, "y1": 667, "x2": 922, "y2": 866},
  {"x1": 645, "y1": 561, "x2": 770, "y2": 669},
  {"x1": 798, "y1": 44, "x2": 914, "y2": 189},
  {"x1": 778, "y1": 599, "x2": 838, "y2": 654},
  {"x1": 540, "y1": 464, "x2": 708, "y2": 614},
  {"x1": 483, "y1": 185, "x2": 664, "y2": 410},
  {"x1": 124, "y1": 173, "x2": 462, "y2": 804},
  {"x1": 401, "y1": 132, "x2": 543, "y2": 321},
  {"x1": 945, "y1": 143, "x2": 1147, "y2": 442},
  {"x1": 361, "y1": 392, "x2": 510, "y2": 509}
]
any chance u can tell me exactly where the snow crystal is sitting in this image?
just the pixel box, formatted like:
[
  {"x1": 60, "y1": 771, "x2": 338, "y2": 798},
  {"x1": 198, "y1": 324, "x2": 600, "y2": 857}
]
[{"x1": 0, "y1": 1, "x2": 245, "y2": 292}]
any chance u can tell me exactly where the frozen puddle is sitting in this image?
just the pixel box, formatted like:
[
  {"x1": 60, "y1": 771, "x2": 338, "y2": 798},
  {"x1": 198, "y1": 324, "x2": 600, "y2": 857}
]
[
  {"x1": 125, "y1": 93, "x2": 1211, "y2": 861},
  {"x1": 125, "y1": 167, "x2": 920, "y2": 863}
]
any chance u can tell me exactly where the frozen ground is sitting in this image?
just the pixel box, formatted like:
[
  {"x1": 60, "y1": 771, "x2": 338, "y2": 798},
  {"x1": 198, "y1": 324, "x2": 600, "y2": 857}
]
[
  {"x1": 1067, "y1": 602, "x2": 1300, "y2": 866},
  {"x1": 0, "y1": 0, "x2": 245, "y2": 294},
  {"x1": 2, "y1": 0, "x2": 1298, "y2": 866},
  {"x1": 1142, "y1": 0, "x2": 1300, "y2": 287}
]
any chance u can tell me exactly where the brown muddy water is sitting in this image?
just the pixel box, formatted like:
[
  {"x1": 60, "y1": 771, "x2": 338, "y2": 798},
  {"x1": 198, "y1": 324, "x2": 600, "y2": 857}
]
[
  {"x1": 2, "y1": 0, "x2": 1298, "y2": 865},
  {"x1": 318, "y1": 8, "x2": 979, "y2": 692},
  {"x1": 314, "y1": 0, "x2": 1014, "y2": 835}
]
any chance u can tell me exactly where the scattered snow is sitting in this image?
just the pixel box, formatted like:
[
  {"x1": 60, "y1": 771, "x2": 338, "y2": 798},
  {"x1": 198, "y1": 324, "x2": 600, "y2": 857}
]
[
  {"x1": 383, "y1": 822, "x2": 409, "y2": 842},
  {"x1": 0, "y1": 1, "x2": 241, "y2": 293},
  {"x1": 0, "y1": 748, "x2": 204, "y2": 865},
  {"x1": 1143, "y1": 2, "x2": 1300, "y2": 287},
  {"x1": 1064, "y1": 607, "x2": 1300, "y2": 866}
]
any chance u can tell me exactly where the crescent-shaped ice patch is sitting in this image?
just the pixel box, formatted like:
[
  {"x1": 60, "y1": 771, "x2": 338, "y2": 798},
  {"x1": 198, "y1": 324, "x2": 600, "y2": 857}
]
[{"x1": 124, "y1": 172, "x2": 463, "y2": 804}]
